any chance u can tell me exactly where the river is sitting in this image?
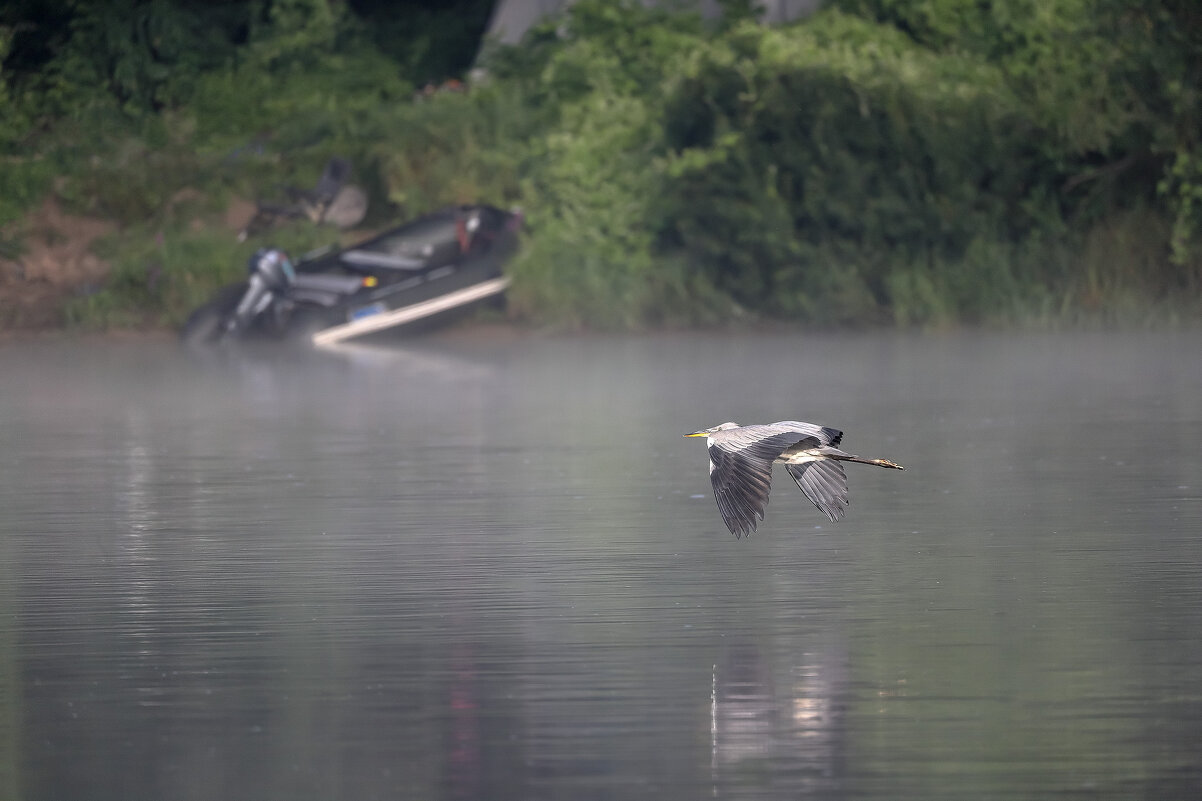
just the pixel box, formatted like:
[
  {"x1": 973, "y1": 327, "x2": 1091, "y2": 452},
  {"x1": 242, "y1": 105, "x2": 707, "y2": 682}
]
[{"x1": 1, "y1": 330, "x2": 1200, "y2": 800}]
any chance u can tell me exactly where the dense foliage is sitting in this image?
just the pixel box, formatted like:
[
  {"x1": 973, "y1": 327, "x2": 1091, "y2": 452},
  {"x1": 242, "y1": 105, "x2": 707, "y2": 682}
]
[{"x1": 1, "y1": 0, "x2": 1199, "y2": 329}]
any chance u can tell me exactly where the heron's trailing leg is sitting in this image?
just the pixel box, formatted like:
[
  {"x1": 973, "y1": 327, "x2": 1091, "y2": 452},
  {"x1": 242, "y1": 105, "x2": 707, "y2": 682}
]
[
  {"x1": 825, "y1": 452, "x2": 905, "y2": 470},
  {"x1": 781, "y1": 446, "x2": 905, "y2": 471}
]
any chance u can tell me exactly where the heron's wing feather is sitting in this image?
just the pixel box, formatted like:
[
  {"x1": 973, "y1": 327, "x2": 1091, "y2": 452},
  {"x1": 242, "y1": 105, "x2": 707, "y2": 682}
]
[
  {"x1": 706, "y1": 427, "x2": 826, "y2": 537},
  {"x1": 708, "y1": 446, "x2": 772, "y2": 538},
  {"x1": 770, "y1": 422, "x2": 844, "y2": 447},
  {"x1": 785, "y1": 461, "x2": 849, "y2": 522},
  {"x1": 711, "y1": 425, "x2": 829, "y2": 458}
]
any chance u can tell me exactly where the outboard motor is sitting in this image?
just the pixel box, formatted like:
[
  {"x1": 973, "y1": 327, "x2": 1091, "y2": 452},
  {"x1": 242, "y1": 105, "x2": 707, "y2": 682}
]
[
  {"x1": 252, "y1": 247, "x2": 296, "y2": 290},
  {"x1": 225, "y1": 248, "x2": 296, "y2": 335}
]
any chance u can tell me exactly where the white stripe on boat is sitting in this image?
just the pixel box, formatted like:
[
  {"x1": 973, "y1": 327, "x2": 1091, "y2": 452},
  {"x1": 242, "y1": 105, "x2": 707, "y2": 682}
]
[{"x1": 311, "y1": 276, "x2": 510, "y2": 347}]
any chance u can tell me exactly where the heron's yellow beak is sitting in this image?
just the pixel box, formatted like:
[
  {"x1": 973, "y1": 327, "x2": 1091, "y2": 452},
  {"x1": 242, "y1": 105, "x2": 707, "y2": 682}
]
[{"x1": 684, "y1": 431, "x2": 709, "y2": 438}]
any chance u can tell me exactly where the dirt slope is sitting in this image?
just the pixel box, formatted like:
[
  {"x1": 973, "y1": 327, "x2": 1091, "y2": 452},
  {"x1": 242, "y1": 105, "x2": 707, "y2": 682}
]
[{"x1": 0, "y1": 198, "x2": 115, "y2": 329}]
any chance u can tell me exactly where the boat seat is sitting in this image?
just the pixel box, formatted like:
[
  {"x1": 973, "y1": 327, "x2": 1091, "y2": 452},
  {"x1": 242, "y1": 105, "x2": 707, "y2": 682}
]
[
  {"x1": 291, "y1": 273, "x2": 365, "y2": 294},
  {"x1": 340, "y1": 250, "x2": 426, "y2": 271}
]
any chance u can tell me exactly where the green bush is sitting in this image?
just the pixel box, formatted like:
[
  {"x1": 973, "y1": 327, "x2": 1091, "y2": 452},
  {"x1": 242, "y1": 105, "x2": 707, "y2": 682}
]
[
  {"x1": 5, "y1": 0, "x2": 1202, "y2": 331},
  {"x1": 370, "y1": 87, "x2": 528, "y2": 214},
  {"x1": 494, "y1": 0, "x2": 727, "y2": 328},
  {"x1": 657, "y1": 12, "x2": 1054, "y2": 319}
]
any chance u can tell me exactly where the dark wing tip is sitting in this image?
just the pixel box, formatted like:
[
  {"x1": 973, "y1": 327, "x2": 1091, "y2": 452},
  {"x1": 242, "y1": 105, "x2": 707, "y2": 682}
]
[
  {"x1": 714, "y1": 487, "x2": 762, "y2": 539},
  {"x1": 709, "y1": 454, "x2": 772, "y2": 539}
]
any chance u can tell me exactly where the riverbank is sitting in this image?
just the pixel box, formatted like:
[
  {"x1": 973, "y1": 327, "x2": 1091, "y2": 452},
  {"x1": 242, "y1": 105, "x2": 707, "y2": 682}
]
[
  {"x1": 3, "y1": 3, "x2": 1200, "y2": 336},
  {"x1": 4, "y1": 189, "x2": 1199, "y2": 341}
]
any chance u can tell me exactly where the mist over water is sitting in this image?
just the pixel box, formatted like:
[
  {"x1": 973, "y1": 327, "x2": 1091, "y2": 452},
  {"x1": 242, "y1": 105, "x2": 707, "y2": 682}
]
[{"x1": 2, "y1": 330, "x2": 1200, "y2": 800}]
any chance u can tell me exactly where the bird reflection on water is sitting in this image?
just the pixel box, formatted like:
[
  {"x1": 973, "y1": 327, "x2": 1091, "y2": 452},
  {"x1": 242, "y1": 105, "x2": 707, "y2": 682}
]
[{"x1": 711, "y1": 640, "x2": 847, "y2": 796}]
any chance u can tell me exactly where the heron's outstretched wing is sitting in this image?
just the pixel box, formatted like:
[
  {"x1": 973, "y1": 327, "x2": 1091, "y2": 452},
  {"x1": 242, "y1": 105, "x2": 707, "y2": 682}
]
[
  {"x1": 785, "y1": 461, "x2": 849, "y2": 522},
  {"x1": 707, "y1": 425, "x2": 829, "y2": 538},
  {"x1": 770, "y1": 421, "x2": 844, "y2": 447}
]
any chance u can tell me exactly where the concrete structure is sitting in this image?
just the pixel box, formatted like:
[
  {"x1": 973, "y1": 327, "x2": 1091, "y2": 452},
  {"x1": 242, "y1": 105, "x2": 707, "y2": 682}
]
[{"x1": 482, "y1": 0, "x2": 821, "y2": 46}]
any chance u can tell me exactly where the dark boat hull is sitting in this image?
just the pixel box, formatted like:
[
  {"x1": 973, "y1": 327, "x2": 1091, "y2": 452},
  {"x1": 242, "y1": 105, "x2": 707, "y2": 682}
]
[{"x1": 181, "y1": 204, "x2": 521, "y2": 348}]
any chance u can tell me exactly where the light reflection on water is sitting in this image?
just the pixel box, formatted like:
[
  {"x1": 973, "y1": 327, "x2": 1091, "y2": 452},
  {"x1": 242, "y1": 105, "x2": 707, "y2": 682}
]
[{"x1": 1, "y1": 331, "x2": 1201, "y2": 800}]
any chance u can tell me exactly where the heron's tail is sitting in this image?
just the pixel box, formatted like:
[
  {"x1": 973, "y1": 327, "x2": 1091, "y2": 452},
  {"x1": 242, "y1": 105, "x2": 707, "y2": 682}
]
[{"x1": 820, "y1": 448, "x2": 904, "y2": 470}]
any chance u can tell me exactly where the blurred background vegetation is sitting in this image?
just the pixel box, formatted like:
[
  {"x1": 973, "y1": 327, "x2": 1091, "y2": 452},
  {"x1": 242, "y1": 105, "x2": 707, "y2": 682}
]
[{"x1": 1, "y1": 0, "x2": 1199, "y2": 330}]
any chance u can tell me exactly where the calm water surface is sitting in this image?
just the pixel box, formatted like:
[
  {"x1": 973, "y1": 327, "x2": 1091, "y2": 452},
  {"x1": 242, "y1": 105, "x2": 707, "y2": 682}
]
[{"x1": 1, "y1": 330, "x2": 1200, "y2": 800}]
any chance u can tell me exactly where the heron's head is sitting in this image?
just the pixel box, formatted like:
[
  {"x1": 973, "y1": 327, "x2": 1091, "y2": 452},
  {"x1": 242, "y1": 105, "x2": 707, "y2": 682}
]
[{"x1": 684, "y1": 422, "x2": 740, "y2": 438}]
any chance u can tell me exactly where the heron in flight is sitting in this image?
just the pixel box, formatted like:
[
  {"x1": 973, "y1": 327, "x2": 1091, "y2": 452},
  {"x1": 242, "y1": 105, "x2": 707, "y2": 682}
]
[{"x1": 685, "y1": 421, "x2": 903, "y2": 537}]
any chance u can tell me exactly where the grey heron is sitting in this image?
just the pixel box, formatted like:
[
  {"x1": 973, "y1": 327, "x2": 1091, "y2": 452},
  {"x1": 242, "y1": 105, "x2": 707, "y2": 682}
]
[{"x1": 685, "y1": 421, "x2": 903, "y2": 537}]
